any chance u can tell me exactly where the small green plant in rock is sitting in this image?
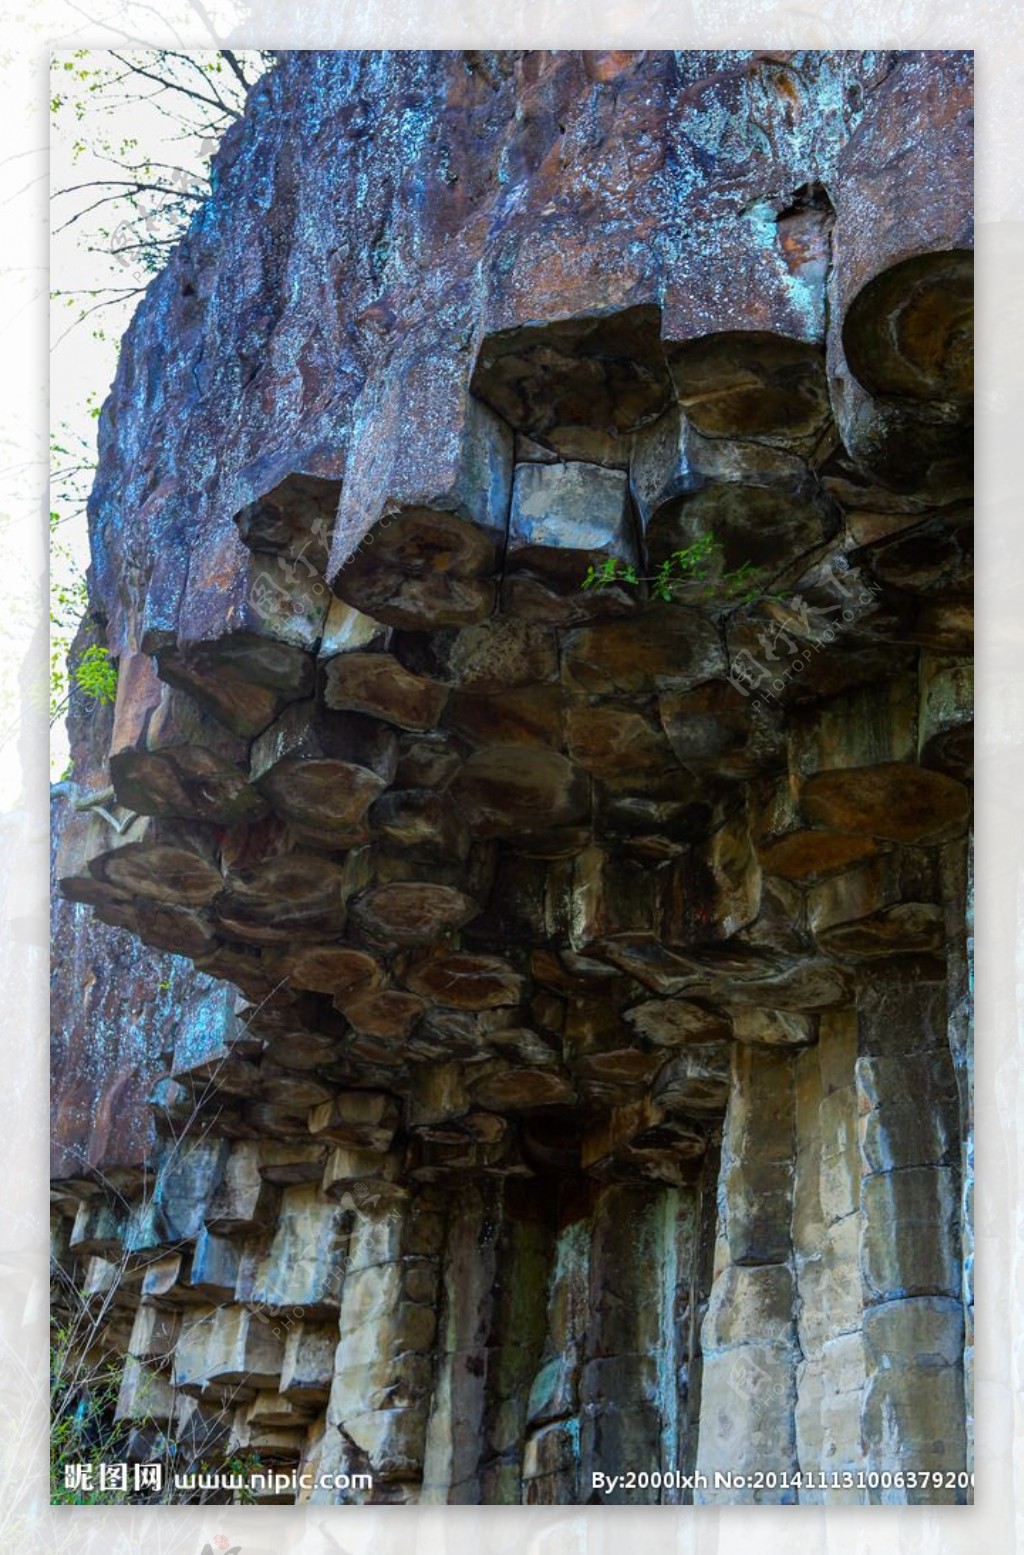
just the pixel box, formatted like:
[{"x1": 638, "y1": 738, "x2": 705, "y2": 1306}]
[
  {"x1": 582, "y1": 532, "x2": 774, "y2": 607},
  {"x1": 72, "y1": 644, "x2": 118, "y2": 707}
]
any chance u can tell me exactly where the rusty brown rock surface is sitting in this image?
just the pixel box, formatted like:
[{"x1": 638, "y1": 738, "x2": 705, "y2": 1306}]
[{"x1": 53, "y1": 49, "x2": 972, "y2": 1507}]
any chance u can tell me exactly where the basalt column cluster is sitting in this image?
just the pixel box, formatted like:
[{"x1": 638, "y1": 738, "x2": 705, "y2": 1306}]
[{"x1": 51, "y1": 49, "x2": 973, "y2": 1504}]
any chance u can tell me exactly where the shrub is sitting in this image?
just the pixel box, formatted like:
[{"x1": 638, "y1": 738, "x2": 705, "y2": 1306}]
[{"x1": 72, "y1": 644, "x2": 118, "y2": 707}]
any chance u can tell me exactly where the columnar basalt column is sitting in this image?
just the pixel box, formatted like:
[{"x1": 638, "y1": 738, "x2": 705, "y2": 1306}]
[
  {"x1": 792, "y1": 1010, "x2": 867, "y2": 1504},
  {"x1": 856, "y1": 979, "x2": 966, "y2": 1502},
  {"x1": 695, "y1": 1046, "x2": 800, "y2": 1502}
]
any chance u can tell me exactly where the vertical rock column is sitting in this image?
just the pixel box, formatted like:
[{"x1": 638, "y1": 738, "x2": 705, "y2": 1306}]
[
  {"x1": 695, "y1": 1046, "x2": 800, "y2": 1502},
  {"x1": 421, "y1": 1179, "x2": 513, "y2": 1505},
  {"x1": 792, "y1": 1010, "x2": 867, "y2": 1502},
  {"x1": 578, "y1": 1184, "x2": 691, "y2": 1504},
  {"x1": 318, "y1": 1190, "x2": 445, "y2": 1501},
  {"x1": 518, "y1": 1179, "x2": 703, "y2": 1505},
  {"x1": 957, "y1": 837, "x2": 974, "y2": 1475},
  {"x1": 856, "y1": 978, "x2": 966, "y2": 1502},
  {"x1": 476, "y1": 1187, "x2": 553, "y2": 1505},
  {"x1": 939, "y1": 824, "x2": 974, "y2": 1480},
  {"x1": 521, "y1": 1203, "x2": 590, "y2": 1503}
]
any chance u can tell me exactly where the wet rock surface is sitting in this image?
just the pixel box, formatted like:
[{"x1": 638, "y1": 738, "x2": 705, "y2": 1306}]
[{"x1": 52, "y1": 49, "x2": 972, "y2": 1505}]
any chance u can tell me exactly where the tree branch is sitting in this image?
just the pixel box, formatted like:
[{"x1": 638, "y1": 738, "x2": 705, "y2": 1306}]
[
  {"x1": 106, "y1": 50, "x2": 238, "y2": 120},
  {"x1": 220, "y1": 49, "x2": 257, "y2": 93},
  {"x1": 53, "y1": 183, "x2": 202, "y2": 235},
  {"x1": 51, "y1": 292, "x2": 145, "y2": 350}
]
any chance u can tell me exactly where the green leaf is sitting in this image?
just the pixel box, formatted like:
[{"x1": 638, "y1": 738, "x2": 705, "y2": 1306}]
[{"x1": 72, "y1": 644, "x2": 118, "y2": 707}]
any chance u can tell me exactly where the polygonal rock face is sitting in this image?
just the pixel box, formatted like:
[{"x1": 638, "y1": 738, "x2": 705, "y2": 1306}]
[
  {"x1": 658, "y1": 681, "x2": 765, "y2": 774},
  {"x1": 758, "y1": 829, "x2": 886, "y2": 883},
  {"x1": 112, "y1": 745, "x2": 266, "y2": 826},
  {"x1": 449, "y1": 746, "x2": 590, "y2": 838},
  {"x1": 801, "y1": 764, "x2": 969, "y2": 844},
  {"x1": 632, "y1": 400, "x2": 834, "y2": 579},
  {"x1": 308, "y1": 1092, "x2": 399, "y2": 1153},
  {"x1": 652, "y1": 1045, "x2": 733, "y2": 1116},
  {"x1": 399, "y1": 951, "x2": 525, "y2": 1010},
  {"x1": 863, "y1": 513, "x2": 972, "y2": 596},
  {"x1": 234, "y1": 473, "x2": 340, "y2": 571},
  {"x1": 814, "y1": 902, "x2": 946, "y2": 958},
  {"x1": 445, "y1": 685, "x2": 565, "y2": 750},
  {"x1": 214, "y1": 854, "x2": 349, "y2": 945},
  {"x1": 157, "y1": 633, "x2": 317, "y2": 737},
  {"x1": 338, "y1": 989, "x2": 426, "y2": 1039},
  {"x1": 647, "y1": 481, "x2": 831, "y2": 585},
  {"x1": 393, "y1": 618, "x2": 559, "y2": 692},
  {"x1": 323, "y1": 654, "x2": 448, "y2": 731},
  {"x1": 470, "y1": 306, "x2": 672, "y2": 440},
  {"x1": 665, "y1": 331, "x2": 831, "y2": 448},
  {"x1": 350, "y1": 883, "x2": 481, "y2": 945},
  {"x1": 843, "y1": 250, "x2": 973, "y2": 403},
  {"x1": 265, "y1": 944, "x2": 383, "y2": 998},
  {"x1": 501, "y1": 569, "x2": 638, "y2": 626},
  {"x1": 918, "y1": 655, "x2": 973, "y2": 778},
  {"x1": 561, "y1": 607, "x2": 725, "y2": 696},
  {"x1": 333, "y1": 509, "x2": 497, "y2": 629},
  {"x1": 730, "y1": 1008, "x2": 815, "y2": 1048},
  {"x1": 90, "y1": 820, "x2": 224, "y2": 907},
  {"x1": 507, "y1": 461, "x2": 636, "y2": 592},
  {"x1": 260, "y1": 763, "x2": 385, "y2": 847},
  {"x1": 251, "y1": 704, "x2": 398, "y2": 847},
  {"x1": 369, "y1": 790, "x2": 471, "y2": 861},
  {"x1": 469, "y1": 1068, "x2": 576, "y2": 1111},
  {"x1": 723, "y1": 958, "x2": 854, "y2": 1011},
  {"x1": 133, "y1": 900, "x2": 219, "y2": 959},
  {"x1": 582, "y1": 1094, "x2": 708, "y2": 1175},
  {"x1": 565, "y1": 705, "x2": 682, "y2": 788},
  {"x1": 624, "y1": 998, "x2": 733, "y2": 1047},
  {"x1": 109, "y1": 657, "x2": 267, "y2": 825}
]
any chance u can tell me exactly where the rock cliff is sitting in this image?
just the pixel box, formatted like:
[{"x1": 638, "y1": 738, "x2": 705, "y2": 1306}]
[{"x1": 51, "y1": 48, "x2": 973, "y2": 1504}]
